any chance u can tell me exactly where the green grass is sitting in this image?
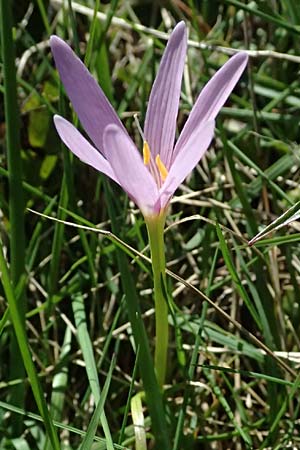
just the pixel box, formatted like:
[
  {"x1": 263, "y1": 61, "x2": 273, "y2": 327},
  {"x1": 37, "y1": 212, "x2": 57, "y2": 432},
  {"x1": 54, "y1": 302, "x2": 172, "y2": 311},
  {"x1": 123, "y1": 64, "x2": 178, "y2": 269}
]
[{"x1": 1, "y1": 1, "x2": 300, "y2": 449}]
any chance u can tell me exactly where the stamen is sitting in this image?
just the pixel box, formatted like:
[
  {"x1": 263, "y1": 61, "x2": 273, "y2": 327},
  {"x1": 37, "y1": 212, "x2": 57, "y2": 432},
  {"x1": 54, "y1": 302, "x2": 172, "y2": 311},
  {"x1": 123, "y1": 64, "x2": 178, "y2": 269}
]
[
  {"x1": 133, "y1": 113, "x2": 146, "y2": 141},
  {"x1": 155, "y1": 154, "x2": 168, "y2": 182},
  {"x1": 143, "y1": 141, "x2": 151, "y2": 165},
  {"x1": 132, "y1": 114, "x2": 167, "y2": 185},
  {"x1": 134, "y1": 114, "x2": 151, "y2": 167}
]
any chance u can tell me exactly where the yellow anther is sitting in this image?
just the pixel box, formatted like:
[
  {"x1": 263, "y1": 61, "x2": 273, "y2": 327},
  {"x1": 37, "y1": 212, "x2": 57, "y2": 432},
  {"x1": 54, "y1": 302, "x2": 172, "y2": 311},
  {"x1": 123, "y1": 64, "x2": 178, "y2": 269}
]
[
  {"x1": 155, "y1": 154, "x2": 168, "y2": 182},
  {"x1": 143, "y1": 141, "x2": 151, "y2": 165}
]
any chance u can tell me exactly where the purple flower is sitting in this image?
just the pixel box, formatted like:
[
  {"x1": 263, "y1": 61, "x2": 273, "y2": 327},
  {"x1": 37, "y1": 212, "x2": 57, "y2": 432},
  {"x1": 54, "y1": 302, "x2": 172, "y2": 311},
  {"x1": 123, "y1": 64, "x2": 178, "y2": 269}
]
[{"x1": 50, "y1": 22, "x2": 248, "y2": 218}]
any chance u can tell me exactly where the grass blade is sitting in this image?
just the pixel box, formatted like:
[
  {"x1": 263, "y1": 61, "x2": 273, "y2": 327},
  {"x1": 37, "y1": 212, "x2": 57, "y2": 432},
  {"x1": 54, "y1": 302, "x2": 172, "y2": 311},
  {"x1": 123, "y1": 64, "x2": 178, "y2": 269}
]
[
  {"x1": 0, "y1": 239, "x2": 60, "y2": 449},
  {"x1": 0, "y1": 0, "x2": 26, "y2": 431},
  {"x1": 72, "y1": 292, "x2": 114, "y2": 450},
  {"x1": 216, "y1": 224, "x2": 261, "y2": 327},
  {"x1": 249, "y1": 200, "x2": 300, "y2": 245},
  {"x1": 79, "y1": 355, "x2": 116, "y2": 450}
]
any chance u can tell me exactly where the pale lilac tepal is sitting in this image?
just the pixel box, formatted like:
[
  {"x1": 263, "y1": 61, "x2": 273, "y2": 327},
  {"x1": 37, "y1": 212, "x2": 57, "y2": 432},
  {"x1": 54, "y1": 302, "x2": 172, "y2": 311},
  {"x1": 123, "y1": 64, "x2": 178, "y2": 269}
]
[{"x1": 51, "y1": 22, "x2": 248, "y2": 217}]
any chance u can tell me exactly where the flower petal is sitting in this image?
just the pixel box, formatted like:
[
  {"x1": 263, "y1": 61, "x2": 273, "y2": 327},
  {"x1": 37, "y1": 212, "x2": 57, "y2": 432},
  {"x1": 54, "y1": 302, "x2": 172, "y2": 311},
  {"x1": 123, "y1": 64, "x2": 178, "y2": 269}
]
[
  {"x1": 103, "y1": 124, "x2": 159, "y2": 215},
  {"x1": 50, "y1": 36, "x2": 126, "y2": 157},
  {"x1": 144, "y1": 21, "x2": 187, "y2": 170},
  {"x1": 159, "y1": 120, "x2": 215, "y2": 209},
  {"x1": 54, "y1": 115, "x2": 118, "y2": 182},
  {"x1": 173, "y1": 52, "x2": 248, "y2": 162}
]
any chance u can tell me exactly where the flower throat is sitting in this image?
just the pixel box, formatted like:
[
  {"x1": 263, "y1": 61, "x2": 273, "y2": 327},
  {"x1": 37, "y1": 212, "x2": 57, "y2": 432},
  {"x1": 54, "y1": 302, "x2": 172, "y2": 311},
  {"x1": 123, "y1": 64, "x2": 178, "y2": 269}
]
[{"x1": 134, "y1": 114, "x2": 168, "y2": 187}]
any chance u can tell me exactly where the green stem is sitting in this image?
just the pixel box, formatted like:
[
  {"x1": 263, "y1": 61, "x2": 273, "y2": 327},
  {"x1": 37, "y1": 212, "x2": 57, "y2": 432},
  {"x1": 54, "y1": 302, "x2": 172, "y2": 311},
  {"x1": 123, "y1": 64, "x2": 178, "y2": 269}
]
[
  {"x1": 146, "y1": 213, "x2": 168, "y2": 388},
  {"x1": 104, "y1": 182, "x2": 170, "y2": 448}
]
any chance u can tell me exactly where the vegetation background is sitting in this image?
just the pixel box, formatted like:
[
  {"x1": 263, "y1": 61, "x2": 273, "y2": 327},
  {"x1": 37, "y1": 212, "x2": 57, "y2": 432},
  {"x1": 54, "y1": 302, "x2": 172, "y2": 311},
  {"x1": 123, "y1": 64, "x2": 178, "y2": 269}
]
[{"x1": 1, "y1": 0, "x2": 300, "y2": 449}]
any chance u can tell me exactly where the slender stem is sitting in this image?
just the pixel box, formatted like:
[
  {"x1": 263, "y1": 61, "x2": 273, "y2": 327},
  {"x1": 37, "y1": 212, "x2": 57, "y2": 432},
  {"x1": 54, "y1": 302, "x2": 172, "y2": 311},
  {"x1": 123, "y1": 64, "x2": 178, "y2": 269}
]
[
  {"x1": 105, "y1": 182, "x2": 170, "y2": 449},
  {"x1": 146, "y1": 213, "x2": 168, "y2": 388}
]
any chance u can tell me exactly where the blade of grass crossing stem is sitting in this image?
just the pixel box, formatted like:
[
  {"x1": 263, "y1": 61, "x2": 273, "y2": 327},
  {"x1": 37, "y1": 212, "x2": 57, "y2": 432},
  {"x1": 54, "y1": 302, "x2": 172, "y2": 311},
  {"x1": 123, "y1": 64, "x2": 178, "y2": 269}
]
[
  {"x1": 215, "y1": 224, "x2": 261, "y2": 328},
  {"x1": 44, "y1": 326, "x2": 72, "y2": 450},
  {"x1": 0, "y1": 239, "x2": 60, "y2": 449},
  {"x1": 0, "y1": 0, "x2": 26, "y2": 431},
  {"x1": 72, "y1": 293, "x2": 114, "y2": 450},
  {"x1": 103, "y1": 179, "x2": 170, "y2": 450},
  {"x1": 79, "y1": 355, "x2": 116, "y2": 450}
]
